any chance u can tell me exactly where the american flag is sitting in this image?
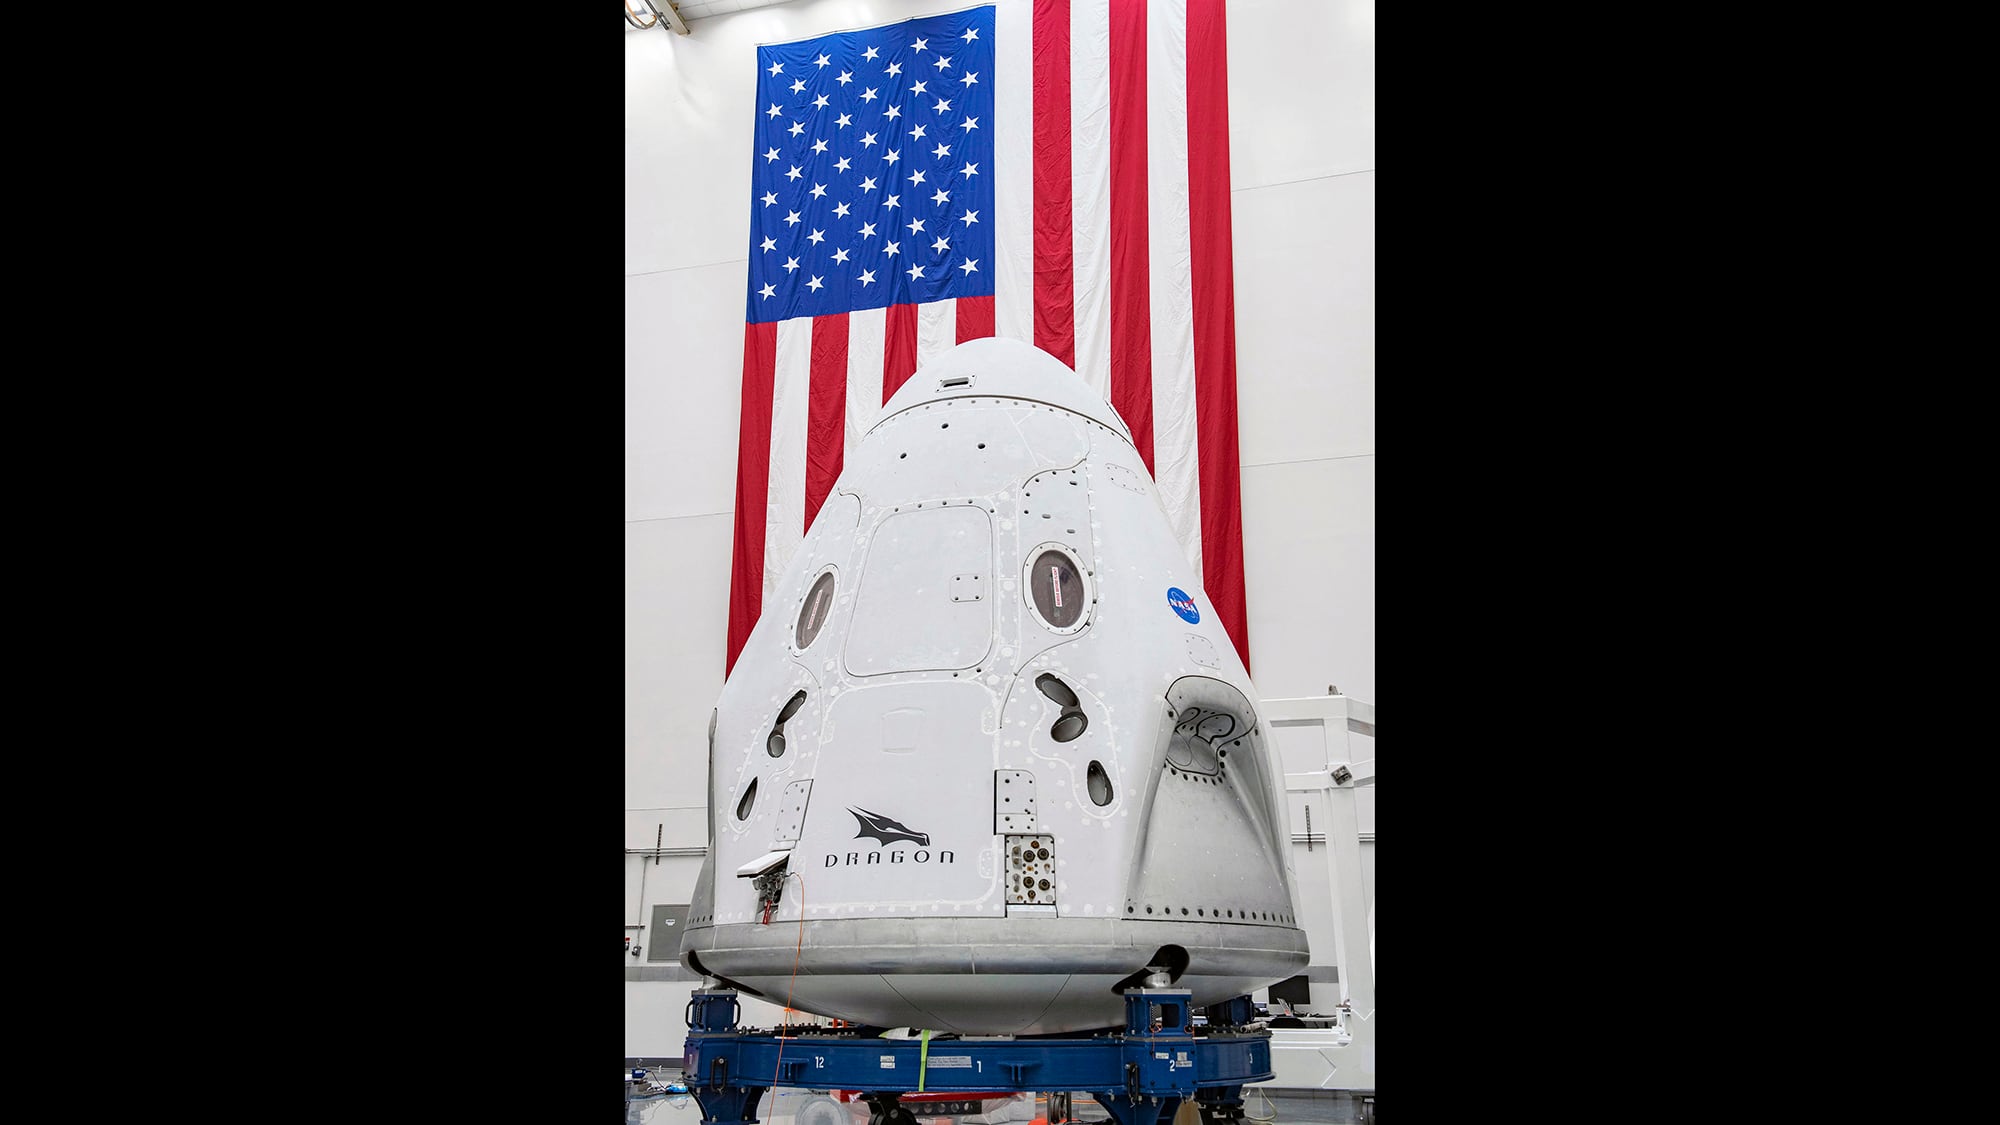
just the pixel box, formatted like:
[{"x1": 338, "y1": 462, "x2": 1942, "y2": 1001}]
[{"x1": 728, "y1": 0, "x2": 1247, "y2": 676}]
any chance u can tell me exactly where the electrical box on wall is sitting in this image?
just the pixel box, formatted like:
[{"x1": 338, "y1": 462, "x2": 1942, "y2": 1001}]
[{"x1": 647, "y1": 903, "x2": 689, "y2": 963}]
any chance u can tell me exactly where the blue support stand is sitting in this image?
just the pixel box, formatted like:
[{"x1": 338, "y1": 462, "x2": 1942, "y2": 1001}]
[{"x1": 683, "y1": 987, "x2": 1271, "y2": 1125}]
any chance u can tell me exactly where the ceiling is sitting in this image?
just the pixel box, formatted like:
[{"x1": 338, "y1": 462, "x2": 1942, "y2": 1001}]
[{"x1": 650, "y1": 0, "x2": 797, "y2": 24}]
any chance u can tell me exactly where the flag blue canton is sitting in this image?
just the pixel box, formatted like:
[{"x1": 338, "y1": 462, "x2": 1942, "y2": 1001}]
[{"x1": 747, "y1": 6, "x2": 996, "y2": 323}]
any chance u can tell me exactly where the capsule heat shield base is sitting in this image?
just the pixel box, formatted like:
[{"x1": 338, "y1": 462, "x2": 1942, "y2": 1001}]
[{"x1": 683, "y1": 916, "x2": 1308, "y2": 1034}]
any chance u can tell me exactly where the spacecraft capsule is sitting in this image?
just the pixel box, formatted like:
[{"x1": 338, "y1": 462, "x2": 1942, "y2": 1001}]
[{"x1": 679, "y1": 338, "x2": 1307, "y2": 1034}]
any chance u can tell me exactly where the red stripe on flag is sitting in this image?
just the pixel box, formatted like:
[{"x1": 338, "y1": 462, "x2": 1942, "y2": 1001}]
[
  {"x1": 805, "y1": 313, "x2": 848, "y2": 532},
  {"x1": 726, "y1": 320, "x2": 778, "y2": 676},
  {"x1": 882, "y1": 302, "x2": 919, "y2": 402},
  {"x1": 1107, "y1": 0, "x2": 1155, "y2": 475},
  {"x1": 956, "y1": 295, "x2": 995, "y2": 342},
  {"x1": 1032, "y1": 0, "x2": 1075, "y2": 369},
  {"x1": 1187, "y1": 0, "x2": 1248, "y2": 673}
]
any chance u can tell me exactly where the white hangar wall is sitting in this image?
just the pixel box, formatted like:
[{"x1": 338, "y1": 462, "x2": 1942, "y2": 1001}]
[{"x1": 626, "y1": 0, "x2": 1373, "y2": 1058}]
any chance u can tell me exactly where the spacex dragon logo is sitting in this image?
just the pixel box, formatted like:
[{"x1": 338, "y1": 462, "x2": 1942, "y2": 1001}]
[
  {"x1": 824, "y1": 808, "x2": 954, "y2": 866},
  {"x1": 849, "y1": 807, "x2": 931, "y2": 846}
]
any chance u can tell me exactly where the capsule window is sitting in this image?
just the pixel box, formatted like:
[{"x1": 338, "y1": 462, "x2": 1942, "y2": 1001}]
[
  {"x1": 794, "y1": 571, "x2": 837, "y2": 650},
  {"x1": 735, "y1": 778, "x2": 758, "y2": 820},
  {"x1": 1028, "y1": 548, "x2": 1085, "y2": 630},
  {"x1": 1087, "y1": 760, "x2": 1113, "y2": 806}
]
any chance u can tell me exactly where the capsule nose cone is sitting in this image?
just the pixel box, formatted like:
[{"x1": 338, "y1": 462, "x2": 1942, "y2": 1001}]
[{"x1": 879, "y1": 338, "x2": 1133, "y2": 440}]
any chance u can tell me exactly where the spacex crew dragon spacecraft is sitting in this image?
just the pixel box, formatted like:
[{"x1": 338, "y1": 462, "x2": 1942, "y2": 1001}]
[{"x1": 679, "y1": 337, "x2": 1307, "y2": 1034}]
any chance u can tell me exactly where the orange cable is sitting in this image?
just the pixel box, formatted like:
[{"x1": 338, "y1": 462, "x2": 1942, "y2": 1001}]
[
  {"x1": 623, "y1": 1, "x2": 659, "y2": 29},
  {"x1": 770, "y1": 871, "x2": 808, "y2": 1094}
]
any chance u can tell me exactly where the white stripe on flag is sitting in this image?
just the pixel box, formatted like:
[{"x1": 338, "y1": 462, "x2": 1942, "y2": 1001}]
[
  {"x1": 846, "y1": 305, "x2": 886, "y2": 461},
  {"x1": 1147, "y1": 0, "x2": 1203, "y2": 577},
  {"x1": 994, "y1": 0, "x2": 1034, "y2": 343},
  {"x1": 916, "y1": 298, "x2": 958, "y2": 371},
  {"x1": 765, "y1": 315, "x2": 811, "y2": 598},
  {"x1": 1070, "y1": 0, "x2": 1113, "y2": 399}
]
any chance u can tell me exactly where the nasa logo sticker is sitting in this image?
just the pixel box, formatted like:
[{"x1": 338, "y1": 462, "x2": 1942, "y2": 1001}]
[{"x1": 1167, "y1": 587, "x2": 1200, "y2": 624}]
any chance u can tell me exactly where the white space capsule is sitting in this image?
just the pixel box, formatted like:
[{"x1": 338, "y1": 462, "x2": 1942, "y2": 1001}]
[{"x1": 680, "y1": 338, "x2": 1307, "y2": 1034}]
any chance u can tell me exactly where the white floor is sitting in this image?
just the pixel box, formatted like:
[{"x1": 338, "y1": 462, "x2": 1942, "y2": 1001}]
[{"x1": 625, "y1": 1085, "x2": 1371, "y2": 1125}]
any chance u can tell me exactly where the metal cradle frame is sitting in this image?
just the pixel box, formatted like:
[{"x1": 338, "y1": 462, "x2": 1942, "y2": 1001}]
[{"x1": 685, "y1": 990, "x2": 1273, "y2": 1125}]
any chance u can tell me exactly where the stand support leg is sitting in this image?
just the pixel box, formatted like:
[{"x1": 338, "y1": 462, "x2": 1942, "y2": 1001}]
[
  {"x1": 1194, "y1": 1085, "x2": 1246, "y2": 1125},
  {"x1": 690, "y1": 1085, "x2": 765, "y2": 1125}
]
